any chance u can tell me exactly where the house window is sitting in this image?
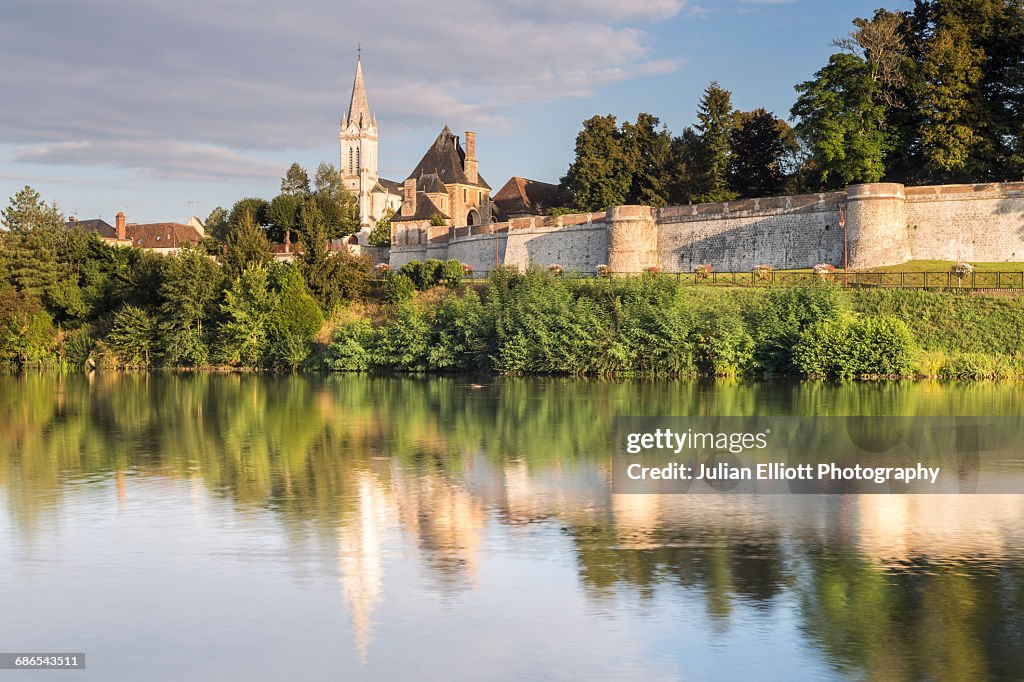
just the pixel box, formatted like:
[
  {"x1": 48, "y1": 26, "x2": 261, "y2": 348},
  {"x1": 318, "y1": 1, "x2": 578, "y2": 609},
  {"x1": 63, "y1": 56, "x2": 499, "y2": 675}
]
[{"x1": 463, "y1": 188, "x2": 467, "y2": 202}]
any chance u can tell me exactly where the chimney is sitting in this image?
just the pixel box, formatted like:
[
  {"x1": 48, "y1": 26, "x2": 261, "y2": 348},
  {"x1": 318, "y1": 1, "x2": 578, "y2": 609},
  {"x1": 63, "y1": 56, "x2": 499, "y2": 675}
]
[
  {"x1": 402, "y1": 177, "x2": 417, "y2": 218},
  {"x1": 464, "y1": 131, "x2": 478, "y2": 185},
  {"x1": 116, "y1": 211, "x2": 126, "y2": 240}
]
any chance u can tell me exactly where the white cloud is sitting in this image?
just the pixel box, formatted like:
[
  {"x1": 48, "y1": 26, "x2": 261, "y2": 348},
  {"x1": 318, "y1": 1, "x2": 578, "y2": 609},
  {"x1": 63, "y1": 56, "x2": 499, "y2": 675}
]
[{"x1": 0, "y1": 0, "x2": 688, "y2": 176}]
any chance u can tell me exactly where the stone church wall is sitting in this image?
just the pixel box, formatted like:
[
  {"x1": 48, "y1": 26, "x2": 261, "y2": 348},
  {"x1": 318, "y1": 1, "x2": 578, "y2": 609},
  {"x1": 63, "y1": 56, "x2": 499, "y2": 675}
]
[{"x1": 388, "y1": 182, "x2": 1024, "y2": 274}]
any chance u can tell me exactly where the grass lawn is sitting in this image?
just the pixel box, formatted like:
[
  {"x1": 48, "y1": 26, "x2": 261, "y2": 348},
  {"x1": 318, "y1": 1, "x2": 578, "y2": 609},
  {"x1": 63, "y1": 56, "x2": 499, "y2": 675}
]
[{"x1": 865, "y1": 260, "x2": 1024, "y2": 273}]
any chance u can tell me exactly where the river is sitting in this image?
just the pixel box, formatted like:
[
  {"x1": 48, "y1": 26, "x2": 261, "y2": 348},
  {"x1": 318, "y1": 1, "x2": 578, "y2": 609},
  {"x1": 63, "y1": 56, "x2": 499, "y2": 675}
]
[{"x1": 1, "y1": 374, "x2": 1022, "y2": 680}]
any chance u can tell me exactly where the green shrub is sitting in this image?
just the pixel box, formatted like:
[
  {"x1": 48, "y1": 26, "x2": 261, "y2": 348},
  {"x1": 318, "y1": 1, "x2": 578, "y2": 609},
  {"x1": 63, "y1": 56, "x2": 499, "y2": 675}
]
[
  {"x1": 107, "y1": 305, "x2": 157, "y2": 367},
  {"x1": 750, "y1": 287, "x2": 847, "y2": 373},
  {"x1": 428, "y1": 290, "x2": 491, "y2": 371},
  {"x1": 324, "y1": 319, "x2": 376, "y2": 371},
  {"x1": 398, "y1": 260, "x2": 439, "y2": 290},
  {"x1": 61, "y1": 326, "x2": 95, "y2": 369},
  {"x1": 794, "y1": 315, "x2": 916, "y2": 378},
  {"x1": 374, "y1": 306, "x2": 431, "y2": 371},
  {"x1": 694, "y1": 311, "x2": 755, "y2": 376},
  {"x1": 440, "y1": 259, "x2": 463, "y2": 289},
  {"x1": 383, "y1": 273, "x2": 416, "y2": 304}
]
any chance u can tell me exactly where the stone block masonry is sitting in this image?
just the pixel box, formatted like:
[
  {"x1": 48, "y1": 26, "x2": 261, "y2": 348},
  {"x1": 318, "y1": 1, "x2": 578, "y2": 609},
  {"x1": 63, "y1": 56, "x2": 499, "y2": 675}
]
[{"x1": 388, "y1": 182, "x2": 1024, "y2": 274}]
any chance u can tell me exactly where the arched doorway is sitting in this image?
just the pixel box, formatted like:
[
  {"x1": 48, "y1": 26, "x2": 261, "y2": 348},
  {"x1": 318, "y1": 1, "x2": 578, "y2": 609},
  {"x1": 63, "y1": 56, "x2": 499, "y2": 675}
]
[{"x1": 466, "y1": 209, "x2": 480, "y2": 226}]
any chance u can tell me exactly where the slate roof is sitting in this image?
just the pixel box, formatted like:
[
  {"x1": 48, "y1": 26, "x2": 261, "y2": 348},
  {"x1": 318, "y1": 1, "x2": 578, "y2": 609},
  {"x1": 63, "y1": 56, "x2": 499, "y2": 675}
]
[
  {"x1": 405, "y1": 126, "x2": 490, "y2": 190},
  {"x1": 492, "y1": 177, "x2": 563, "y2": 218},
  {"x1": 345, "y1": 59, "x2": 373, "y2": 129},
  {"x1": 418, "y1": 172, "x2": 447, "y2": 194},
  {"x1": 376, "y1": 177, "x2": 403, "y2": 194},
  {"x1": 66, "y1": 218, "x2": 117, "y2": 238},
  {"x1": 391, "y1": 193, "x2": 449, "y2": 223}
]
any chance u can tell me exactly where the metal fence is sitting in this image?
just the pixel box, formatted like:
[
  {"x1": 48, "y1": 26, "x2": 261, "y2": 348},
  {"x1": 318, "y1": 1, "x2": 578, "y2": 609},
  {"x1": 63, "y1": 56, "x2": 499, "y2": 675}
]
[{"x1": 450, "y1": 270, "x2": 1024, "y2": 290}]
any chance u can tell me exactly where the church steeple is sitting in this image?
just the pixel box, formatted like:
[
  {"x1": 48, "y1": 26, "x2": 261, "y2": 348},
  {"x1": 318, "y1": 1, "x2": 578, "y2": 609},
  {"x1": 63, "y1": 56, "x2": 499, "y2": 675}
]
[
  {"x1": 347, "y1": 57, "x2": 372, "y2": 129},
  {"x1": 340, "y1": 53, "x2": 380, "y2": 229}
]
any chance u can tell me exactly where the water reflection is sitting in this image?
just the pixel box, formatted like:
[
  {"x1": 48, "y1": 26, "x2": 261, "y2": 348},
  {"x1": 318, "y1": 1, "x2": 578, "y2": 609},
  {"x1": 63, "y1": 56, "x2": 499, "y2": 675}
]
[{"x1": 1, "y1": 373, "x2": 1023, "y2": 680}]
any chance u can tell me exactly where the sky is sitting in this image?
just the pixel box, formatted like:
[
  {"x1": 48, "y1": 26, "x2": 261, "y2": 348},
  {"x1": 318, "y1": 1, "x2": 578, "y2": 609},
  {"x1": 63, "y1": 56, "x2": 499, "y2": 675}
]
[{"x1": 0, "y1": 0, "x2": 913, "y2": 224}]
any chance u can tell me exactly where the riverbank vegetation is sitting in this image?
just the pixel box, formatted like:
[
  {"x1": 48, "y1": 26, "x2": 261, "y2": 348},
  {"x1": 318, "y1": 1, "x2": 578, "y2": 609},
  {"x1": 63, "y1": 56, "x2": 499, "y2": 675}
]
[
  {"x1": 327, "y1": 269, "x2": 1024, "y2": 381},
  {"x1": 3, "y1": 184, "x2": 1022, "y2": 380}
]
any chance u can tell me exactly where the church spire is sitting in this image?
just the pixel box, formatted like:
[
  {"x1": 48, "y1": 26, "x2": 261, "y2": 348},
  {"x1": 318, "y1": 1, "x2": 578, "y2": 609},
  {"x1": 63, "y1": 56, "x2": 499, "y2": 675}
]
[{"x1": 347, "y1": 54, "x2": 372, "y2": 129}]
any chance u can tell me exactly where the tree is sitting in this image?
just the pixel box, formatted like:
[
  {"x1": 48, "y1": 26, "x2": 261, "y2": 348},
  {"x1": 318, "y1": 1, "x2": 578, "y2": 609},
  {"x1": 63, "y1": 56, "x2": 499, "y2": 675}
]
[
  {"x1": 298, "y1": 200, "x2": 370, "y2": 312},
  {"x1": 222, "y1": 210, "x2": 272, "y2": 281},
  {"x1": 281, "y1": 162, "x2": 311, "y2": 197},
  {"x1": 729, "y1": 109, "x2": 797, "y2": 197},
  {"x1": 269, "y1": 265, "x2": 324, "y2": 369},
  {"x1": 228, "y1": 197, "x2": 269, "y2": 231},
  {"x1": 312, "y1": 162, "x2": 360, "y2": 237},
  {"x1": 916, "y1": 6, "x2": 985, "y2": 177},
  {"x1": 620, "y1": 113, "x2": 672, "y2": 206},
  {"x1": 368, "y1": 207, "x2": 394, "y2": 247},
  {"x1": 158, "y1": 245, "x2": 223, "y2": 365},
  {"x1": 106, "y1": 305, "x2": 156, "y2": 367},
  {"x1": 205, "y1": 206, "x2": 230, "y2": 242},
  {"x1": 267, "y1": 193, "x2": 303, "y2": 244},
  {"x1": 0, "y1": 290, "x2": 56, "y2": 367},
  {"x1": 218, "y1": 263, "x2": 278, "y2": 367},
  {"x1": 792, "y1": 53, "x2": 888, "y2": 187},
  {"x1": 691, "y1": 82, "x2": 738, "y2": 203},
  {"x1": 560, "y1": 115, "x2": 632, "y2": 211},
  {"x1": 0, "y1": 186, "x2": 62, "y2": 299}
]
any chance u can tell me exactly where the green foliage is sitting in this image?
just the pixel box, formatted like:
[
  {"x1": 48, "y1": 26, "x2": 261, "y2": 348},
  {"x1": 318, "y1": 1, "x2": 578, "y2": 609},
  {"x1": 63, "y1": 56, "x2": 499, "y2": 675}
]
[
  {"x1": 398, "y1": 260, "x2": 440, "y2": 290},
  {"x1": 0, "y1": 290, "x2": 56, "y2": 367},
  {"x1": 267, "y1": 265, "x2": 323, "y2": 370},
  {"x1": 794, "y1": 315, "x2": 916, "y2": 378},
  {"x1": 383, "y1": 273, "x2": 415, "y2": 304},
  {"x1": 267, "y1": 193, "x2": 303, "y2": 244},
  {"x1": 560, "y1": 114, "x2": 632, "y2": 211},
  {"x1": 228, "y1": 197, "x2": 270, "y2": 231},
  {"x1": 299, "y1": 200, "x2": 371, "y2": 311},
  {"x1": 205, "y1": 207, "x2": 230, "y2": 242},
  {"x1": 792, "y1": 52, "x2": 888, "y2": 187},
  {"x1": 107, "y1": 305, "x2": 157, "y2": 367},
  {"x1": 61, "y1": 327, "x2": 95, "y2": 369},
  {"x1": 729, "y1": 109, "x2": 797, "y2": 197},
  {"x1": 281, "y1": 162, "x2": 311, "y2": 197},
  {"x1": 158, "y1": 245, "x2": 223, "y2": 365},
  {"x1": 324, "y1": 319, "x2": 376, "y2": 371},
  {"x1": 694, "y1": 308, "x2": 755, "y2": 376},
  {"x1": 691, "y1": 82, "x2": 738, "y2": 203},
  {"x1": 372, "y1": 305, "x2": 432, "y2": 371},
  {"x1": 440, "y1": 259, "x2": 463, "y2": 288},
  {"x1": 222, "y1": 210, "x2": 272, "y2": 281},
  {"x1": 312, "y1": 162, "x2": 360, "y2": 237},
  {"x1": 749, "y1": 287, "x2": 849, "y2": 373},
  {"x1": 218, "y1": 263, "x2": 278, "y2": 367},
  {"x1": 429, "y1": 213, "x2": 447, "y2": 227},
  {"x1": 368, "y1": 207, "x2": 394, "y2": 247}
]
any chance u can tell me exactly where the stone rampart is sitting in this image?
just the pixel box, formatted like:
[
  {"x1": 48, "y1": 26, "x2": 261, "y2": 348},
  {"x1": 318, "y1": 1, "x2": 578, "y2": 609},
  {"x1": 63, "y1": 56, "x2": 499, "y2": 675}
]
[{"x1": 388, "y1": 182, "x2": 1024, "y2": 273}]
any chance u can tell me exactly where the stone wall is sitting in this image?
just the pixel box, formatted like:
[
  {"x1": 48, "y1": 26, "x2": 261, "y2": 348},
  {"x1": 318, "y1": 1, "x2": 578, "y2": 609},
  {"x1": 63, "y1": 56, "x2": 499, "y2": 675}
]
[
  {"x1": 655, "y1": 193, "x2": 845, "y2": 272},
  {"x1": 904, "y1": 183, "x2": 1024, "y2": 262},
  {"x1": 388, "y1": 182, "x2": 1024, "y2": 273}
]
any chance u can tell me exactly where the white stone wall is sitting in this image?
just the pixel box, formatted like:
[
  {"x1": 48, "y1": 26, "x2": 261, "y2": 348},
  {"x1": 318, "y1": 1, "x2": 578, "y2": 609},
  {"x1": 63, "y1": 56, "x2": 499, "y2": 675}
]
[
  {"x1": 905, "y1": 184, "x2": 1024, "y2": 262},
  {"x1": 655, "y1": 195, "x2": 845, "y2": 272}
]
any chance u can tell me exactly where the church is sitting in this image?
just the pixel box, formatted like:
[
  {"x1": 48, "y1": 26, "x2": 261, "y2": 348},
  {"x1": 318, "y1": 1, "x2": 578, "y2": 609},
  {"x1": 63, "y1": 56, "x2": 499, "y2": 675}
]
[{"x1": 340, "y1": 58, "x2": 496, "y2": 239}]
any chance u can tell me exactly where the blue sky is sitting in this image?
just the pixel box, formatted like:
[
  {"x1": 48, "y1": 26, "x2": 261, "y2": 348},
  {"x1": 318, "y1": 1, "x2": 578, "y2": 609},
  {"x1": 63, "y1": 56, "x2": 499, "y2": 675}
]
[{"x1": 0, "y1": 0, "x2": 912, "y2": 224}]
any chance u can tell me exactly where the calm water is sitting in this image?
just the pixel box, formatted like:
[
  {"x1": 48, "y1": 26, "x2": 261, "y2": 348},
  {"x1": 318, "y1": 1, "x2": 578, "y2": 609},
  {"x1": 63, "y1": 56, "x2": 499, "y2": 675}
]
[{"x1": 1, "y1": 374, "x2": 1023, "y2": 681}]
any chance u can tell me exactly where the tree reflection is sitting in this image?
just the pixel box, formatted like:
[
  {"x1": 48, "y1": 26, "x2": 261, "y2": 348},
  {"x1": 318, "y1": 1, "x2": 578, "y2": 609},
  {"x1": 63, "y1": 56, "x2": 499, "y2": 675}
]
[{"x1": 1, "y1": 373, "x2": 1023, "y2": 679}]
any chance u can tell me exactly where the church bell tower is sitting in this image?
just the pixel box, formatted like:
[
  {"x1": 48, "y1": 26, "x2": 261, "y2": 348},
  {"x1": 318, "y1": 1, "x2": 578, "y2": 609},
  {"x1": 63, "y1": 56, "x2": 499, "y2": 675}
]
[{"x1": 340, "y1": 55, "x2": 379, "y2": 228}]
